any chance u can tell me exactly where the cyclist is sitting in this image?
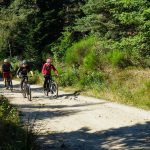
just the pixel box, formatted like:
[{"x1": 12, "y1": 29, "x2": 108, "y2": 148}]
[
  {"x1": 42, "y1": 58, "x2": 58, "y2": 89},
  {"x1": 1, "y1": 59, "x2": 13, "y2": 88},
  {"x1": 17, "y1": 60, "x2": 33, "y2": 89}
]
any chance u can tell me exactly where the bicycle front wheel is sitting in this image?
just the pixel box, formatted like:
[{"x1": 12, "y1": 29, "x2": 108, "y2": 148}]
[
  {"x1": 22, "y1": 84, "x2": 26, "y2": 98},
  {"x1": 27, "y1": 85, "x2": 31, "y2": 101},
  {"x1": 51, "y1": 82, "x2": 58, "y2": 98},
  {"x1": 9, "y1": 80, "x2": 13, "y2": 91}
]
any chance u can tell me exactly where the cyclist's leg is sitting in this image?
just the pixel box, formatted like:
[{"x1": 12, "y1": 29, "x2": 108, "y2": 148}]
[
  {"x1": 21, "y1": 77, "x2": 25, "y2": 89},
  {"x1": 2, "y1": 73, "x2": 6, "y2": 87},
  {"x1": 43, "y1": 76, "x2": 47, "y2": 89},
  {"x1": 44, "y1": 75, "x2": 49, "y2": 89},
  {"x1": 4, "y1": 78, "x2": 6, "y2": 87}
]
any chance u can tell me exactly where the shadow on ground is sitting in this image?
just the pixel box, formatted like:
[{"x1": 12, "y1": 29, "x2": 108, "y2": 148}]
[
  {"x1": 15, "y1": 101, "x2": 106, "y2": 121},
  {"x1": 37, "y1": 122, "x2": 150, "y2": 150}
]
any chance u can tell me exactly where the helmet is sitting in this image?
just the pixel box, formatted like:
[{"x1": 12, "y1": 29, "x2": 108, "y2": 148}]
[
  {"x1": 4, "y1": 59, "x2": 8, "y2": 63},
  {"x1": 46, "y1": 58, "x2": 51, "y2": 63},
  {"x1": 22, "y1": 60, "x2": 27, "y2": 65}
]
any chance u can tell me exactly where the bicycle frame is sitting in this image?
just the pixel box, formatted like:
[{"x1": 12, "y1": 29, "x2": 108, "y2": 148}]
[
  {"x1": 44, "y1": 75, "x2": 58, "y2": 98},
  {"x1": 21, "y1": 76, "x2": 31, "y2": 101}
]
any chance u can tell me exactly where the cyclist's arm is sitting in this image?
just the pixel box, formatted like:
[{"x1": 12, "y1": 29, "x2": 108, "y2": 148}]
[
  {"x1": 52, "y1": 65, "x2": 58, "y2": 76},
  {"x1": 42, "y1": 64, "x2": 46, "y2": 75},
  {"x1": 1, "y1": 64, "x2": 4, "y2": 73},
  {"x1": 10, "y1": 64, "x2": 13, "y2": 71}
]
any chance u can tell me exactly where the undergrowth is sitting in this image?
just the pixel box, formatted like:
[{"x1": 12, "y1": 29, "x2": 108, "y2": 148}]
[{"x1": 0, "y1": 95, "x2": 38, "y2": 150}]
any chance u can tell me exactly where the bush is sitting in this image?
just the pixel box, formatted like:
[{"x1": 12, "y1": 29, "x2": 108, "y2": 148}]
[
  {"x1": 0, "y1": 95, "x2": 38, "y2": 149},
  {"x1": 65, "y1": 36, "x2": 95, "y2": 67},
  {"x1": 106, "y1": 50, "x2": 130, "y2": 68},
  {"x1": 29, "y1": 70, "x2": 43, "y2": 84},
  {"x1": 59, "y1": 67, "x2": 78, "y2": 87},
  {"x1": 79, "y1": 71, "x2": 104, "y2": 88},
  {"x1": 83, "y1": 50, "x2": 98, "y2": 71}
]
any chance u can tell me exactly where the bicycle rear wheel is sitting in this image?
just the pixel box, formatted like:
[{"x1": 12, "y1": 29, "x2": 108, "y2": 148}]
[{"x1": 27, "y1": 85, "x2": 31, "y2": 101}]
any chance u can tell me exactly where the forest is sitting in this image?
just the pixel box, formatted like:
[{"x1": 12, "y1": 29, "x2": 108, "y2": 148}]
[
  {"x1": 0, "y1": 0, "x2": 150, "y2": 149},
  {"x1": 0, "y1": 0, "x2": 150, "y2": 108}
]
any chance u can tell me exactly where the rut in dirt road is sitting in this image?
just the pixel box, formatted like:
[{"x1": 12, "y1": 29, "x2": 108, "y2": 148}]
[{"x1": 0, "y1": 80, "x2": 150, "y2": 150}]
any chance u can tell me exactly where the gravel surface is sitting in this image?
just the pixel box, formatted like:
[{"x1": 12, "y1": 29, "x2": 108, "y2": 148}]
[{"x1": 0, "y1": 79, "x2": 150, "y2": 150}]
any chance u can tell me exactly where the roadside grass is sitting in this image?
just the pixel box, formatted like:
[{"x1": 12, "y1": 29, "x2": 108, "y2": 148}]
[
  {"x1": 61, "y1": 68, "x2": 150, "y2": 110},
  {"x1": 0, "y1": 95, "x2": 39, "y2": 150}
]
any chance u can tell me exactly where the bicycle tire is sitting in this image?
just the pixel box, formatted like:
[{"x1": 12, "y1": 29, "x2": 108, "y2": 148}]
[
  {"x1": 5, "y1": 80, "x2": 9, "y2": 89},
  {"x1": 51, "y1": 82, "x2": 58, "y2": 98},
  {"x1": 9, "y1": 80, "x2": 13, "y2": 91},
  {"x1": 27, "y1": 85, "x2": 31, "y2": 101},
  {"x1": 22, "y1": 84, "x2": 26, "y2": 98}
]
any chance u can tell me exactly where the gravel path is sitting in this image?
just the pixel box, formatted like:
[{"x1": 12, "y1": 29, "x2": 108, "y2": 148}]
[{"x1": 0, "y1": 79, "x2": 150, "y2": 150}]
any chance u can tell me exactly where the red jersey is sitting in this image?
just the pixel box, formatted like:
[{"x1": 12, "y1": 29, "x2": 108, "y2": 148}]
[{"x1": 42, "y1": 63, "x2": 58, "y2": 76}]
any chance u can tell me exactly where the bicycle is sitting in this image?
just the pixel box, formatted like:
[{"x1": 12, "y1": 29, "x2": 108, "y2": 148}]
[
  {"x1": 21, "y1": 75, "x2": 31, "y2": 101},
  {"x1": 5, "y1": 76, "x2": 13, "y2": 91},
  {"x1": 43, "y1": 75, "x2": 58, "y2": 98}
]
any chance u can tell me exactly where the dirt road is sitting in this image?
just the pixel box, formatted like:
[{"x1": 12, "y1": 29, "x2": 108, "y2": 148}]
[{"x1": 0, "y1": 80, "x2": 150, "y2": 150}]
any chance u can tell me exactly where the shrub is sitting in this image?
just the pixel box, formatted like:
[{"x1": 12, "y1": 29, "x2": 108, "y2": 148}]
[
  {"x1": 83, "y1": 50, "x2": 98, "y2": 71},
  {"x1": 65, "y1": 36, "x2": 95, "y2": 67},
  {"x1": 59, "y1": 67, "x2": 78, "y2": 87},
  {"x1": 79, "y1": 71, "x2": 104, "y2": 88},
  {"x1": 0, "y1": 95, "x2": 38, "y2": 149},
  {"x1": 106, "y1": 50, "x2": 130, "y2": 68}
]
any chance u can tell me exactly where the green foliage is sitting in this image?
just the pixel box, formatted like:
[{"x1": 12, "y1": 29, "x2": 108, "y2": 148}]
[
  {"x1": 144, "y1": 80, "x2": 150, "y2": 91},
  {"x1": 106, "y1": 50, "x2": 129, "y2": 68},
  {"x1": 79, "y1": 70, "x2": 104, "y2": 88},
  {"x1": 50, "y1": 30, "x2": 73, "y2": 61},
  {"x1": 75, "y1": 0, "x2": 150, "y2": 67},
  {"x1": 83, "y1": 51, "x2": 97, "y2": 70},
  {"x1": 65, "y1": 36, "x2": 95, "y2": 66},
  {"x1": 29, "y1": 70, "x2": 42, "y2": 84},
  {"x1": 59, "y1": 66, "x2": 78, "y2": 86},
  {"x1": 0, "y1": 95, "x2": 38, "y2": 149},
  {"x1": 0, "y1": 96, "x2": 19, "y2": 123},
  {"x1": 0, "y1": 0, "x2": 38, "y2": 59},
  {"x1": 0, "y1": 0, "x2": 84, "y2": 66}
]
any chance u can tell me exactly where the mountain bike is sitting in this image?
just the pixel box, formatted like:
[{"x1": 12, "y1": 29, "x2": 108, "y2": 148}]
[
  {"x1": 21, "y1": 75, "x2": 31, "y2": 101},
  {"x1": 44, "y1": 75, "x2": 58, "y2": 98},
  {"x1": 5, "y1": 76, "x2": 13, "y2": 91}
]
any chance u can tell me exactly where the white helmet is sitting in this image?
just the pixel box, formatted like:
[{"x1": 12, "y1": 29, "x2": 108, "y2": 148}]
[
  {"x1": 4, "y1": 59, "x2": 8, "y2": 63},
  {"x1": 22, "y1": 60, "x2": 27, "y2": 65}
]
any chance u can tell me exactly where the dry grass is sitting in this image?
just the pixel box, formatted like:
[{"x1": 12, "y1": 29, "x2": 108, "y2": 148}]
[{"x1": 62, "y1": 68, "x2": 150, "y2": 110}]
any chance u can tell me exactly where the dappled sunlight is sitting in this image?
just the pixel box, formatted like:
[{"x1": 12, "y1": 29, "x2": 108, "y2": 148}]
[{"x1": 37, "y1": 122, "x2": 150, "y2": 150}]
